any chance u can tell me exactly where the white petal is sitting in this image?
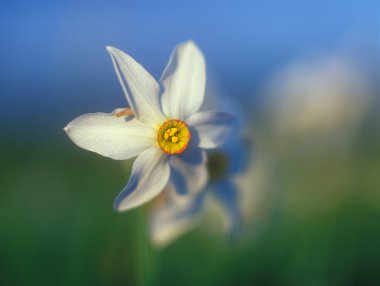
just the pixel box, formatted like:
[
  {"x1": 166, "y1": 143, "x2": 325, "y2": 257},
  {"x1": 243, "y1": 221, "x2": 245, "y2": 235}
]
[
  {"x1": 107, "y1": 46, "x2": 165, "y2": 124},
  {"x1": 169, "y1": 145, "x2": 208, "y2": 196},
  {"x1": 160, "y1": 41, "x2": 206, "y2": 119},
  {"x1": 114, "y1": 147, "x2": 170, "y2": 212},
  {"x1": 64, "y1": 113, "x2": 155, "y2": 160},
  {"x1": 211, "y1": 180, "x2": 242, "y2": 239},
  {"x1": 187, "y1": 111, "x2": 235, "y2": 148},
  {"x1": 150, "y1": 185, "x2": 203, "y2": 248}
]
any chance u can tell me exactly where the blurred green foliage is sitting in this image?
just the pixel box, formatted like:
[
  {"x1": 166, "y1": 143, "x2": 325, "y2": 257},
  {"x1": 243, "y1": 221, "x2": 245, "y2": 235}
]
[{"x1": 1, "y1": 107, "x2": 380, "y2": 286}]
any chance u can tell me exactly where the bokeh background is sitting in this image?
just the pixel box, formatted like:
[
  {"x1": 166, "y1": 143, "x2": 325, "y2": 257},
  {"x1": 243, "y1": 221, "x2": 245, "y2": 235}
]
[{"x1": 1, "y1": 1, "x2": 379, "y2": 285}]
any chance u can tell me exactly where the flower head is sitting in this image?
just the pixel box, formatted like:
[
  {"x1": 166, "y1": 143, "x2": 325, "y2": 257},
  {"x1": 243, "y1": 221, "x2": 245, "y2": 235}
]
[{"x1": 64, "y1": 41, "x2": 234, "y2": 211}]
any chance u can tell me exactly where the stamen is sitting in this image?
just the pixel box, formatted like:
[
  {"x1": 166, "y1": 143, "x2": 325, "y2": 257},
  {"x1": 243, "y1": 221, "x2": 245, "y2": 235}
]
[
  {"x1": 169, "y1": 128, "x2": 178, "y2": 136},
  {"x1": 114, "y1": 107, "x2": 134, "y2": 118},
  {"x1": 171, "y1": 136, "x2": 179, "y2": 143},
  {"x1": 157, "y1": 120, "x2": 191, "y2": 154}
]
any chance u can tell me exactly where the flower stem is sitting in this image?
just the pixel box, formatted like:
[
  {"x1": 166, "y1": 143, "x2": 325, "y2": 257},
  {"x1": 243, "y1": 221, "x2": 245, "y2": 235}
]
[{"x1": 136, "y1": 207, "x2": 155, "y2": 286}]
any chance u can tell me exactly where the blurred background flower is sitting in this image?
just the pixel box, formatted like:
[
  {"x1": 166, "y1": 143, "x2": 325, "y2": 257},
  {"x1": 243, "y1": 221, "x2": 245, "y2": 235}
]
[
  {"x1": 1, "y1": 1, "x2": 379, "y2": 285},
  {"x1": 262, "y1": 55, "x2": 372, "y2": 151},
  {"x1": 149, "y1": 129, "x2": 252, "y2": 248}
]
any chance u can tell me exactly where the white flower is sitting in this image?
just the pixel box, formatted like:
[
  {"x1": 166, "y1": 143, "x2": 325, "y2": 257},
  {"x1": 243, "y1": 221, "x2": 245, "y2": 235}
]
[{"x1": 64, "y1": 41, "x2": 234, "y2": 212}]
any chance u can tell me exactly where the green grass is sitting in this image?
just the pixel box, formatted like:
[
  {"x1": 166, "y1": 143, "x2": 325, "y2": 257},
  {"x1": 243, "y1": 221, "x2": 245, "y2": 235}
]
[{"x1": 1, "y1": 122, "x2": 379, "y2": 285}]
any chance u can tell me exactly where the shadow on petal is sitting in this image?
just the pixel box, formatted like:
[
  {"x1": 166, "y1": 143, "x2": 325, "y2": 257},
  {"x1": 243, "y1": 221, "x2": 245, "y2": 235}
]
[
  {"x1": 113, "y1": 174, "x2": 139, "y2": 209},
  {"x1": 174, "y1": 133, "x2": 203, "y2": 165},
  {"x1": 211, "y1": 180, "x2": 242, "y2": 241},
  {"x1": 170, "y1": 168, "x2": 188, "y2": 195}
]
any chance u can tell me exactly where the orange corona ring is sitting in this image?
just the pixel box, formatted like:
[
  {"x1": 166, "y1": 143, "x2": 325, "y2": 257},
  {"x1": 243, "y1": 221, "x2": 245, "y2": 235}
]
[{"x1": 157, "y1": 120, "x2": 191, "y2": 154}]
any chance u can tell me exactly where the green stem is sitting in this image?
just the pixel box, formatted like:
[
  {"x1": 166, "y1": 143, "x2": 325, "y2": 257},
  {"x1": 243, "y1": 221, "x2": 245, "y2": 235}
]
[{"x1": 136, "y1": 207, "x2": 156, "y2": 286}]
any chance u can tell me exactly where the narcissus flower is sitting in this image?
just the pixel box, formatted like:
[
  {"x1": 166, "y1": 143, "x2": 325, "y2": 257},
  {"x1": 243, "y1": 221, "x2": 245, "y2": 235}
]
[{"x1": 64, "y1": 41, "x2": 234, "y2": 211}]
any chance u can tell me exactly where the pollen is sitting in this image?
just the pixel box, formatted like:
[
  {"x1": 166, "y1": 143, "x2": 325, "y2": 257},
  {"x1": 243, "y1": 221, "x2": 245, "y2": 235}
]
[{"x1": 157, "y1": 120, "x2": 191, "y2": 154}]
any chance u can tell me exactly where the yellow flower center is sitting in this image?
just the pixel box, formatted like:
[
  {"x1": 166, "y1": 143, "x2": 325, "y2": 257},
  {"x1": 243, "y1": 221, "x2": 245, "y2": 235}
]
[{"x1": 157, "y1": 120, "x2": 191, "y2": 154}]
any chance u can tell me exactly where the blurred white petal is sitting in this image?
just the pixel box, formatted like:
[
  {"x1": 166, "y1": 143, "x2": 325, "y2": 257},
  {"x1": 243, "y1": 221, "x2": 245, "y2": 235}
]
[
  {"x1": 170, "y1": 145, "x2": 208, "y2": 196},
  {"x1": 187, "y1": 111, "x2": 235, "y2": 148},
  {"x1": 211, "y1": 180, "x2": 242, "y2": 240},
  {"x1": 150, "y1": 186, "x2": 203, "y2": 248}
]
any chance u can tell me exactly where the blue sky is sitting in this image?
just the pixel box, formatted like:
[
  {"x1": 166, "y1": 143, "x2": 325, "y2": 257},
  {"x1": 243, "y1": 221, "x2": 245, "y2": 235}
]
[{"x1": 0, "y1": 0, "x2": 378, "y2": 131}]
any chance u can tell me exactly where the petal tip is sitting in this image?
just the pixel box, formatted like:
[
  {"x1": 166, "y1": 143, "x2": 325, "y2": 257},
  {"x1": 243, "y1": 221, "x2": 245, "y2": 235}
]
[
  {"x1": 181, "y1": 39, "x2": 197, "y2": 48},
  {"x1": 183, "y1": 39, "x2": 195, "y2": 45},
  {"x1": 112, "y1": 197, "x2": 126, "y2": 212},
  {"x1": 113, "y1": 199, "x2": 138, "y2": 213},
  {"x1": 183, "y1": 41, "x2": 202, "y2": 56},
  {"x1": 106, "y1": 45, "x2": 114, "y2": 52},
  {"x1": 63, "y1": 123, "x2": 71, "y2": 134},
  {"x1": 106, "y1": 46, "x2": 121, "y2": 57},
  {"x1": 112, "y1": 204, "x2": 123, "y2": 213}
]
